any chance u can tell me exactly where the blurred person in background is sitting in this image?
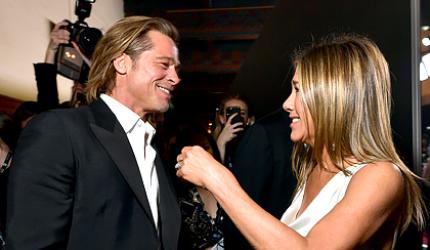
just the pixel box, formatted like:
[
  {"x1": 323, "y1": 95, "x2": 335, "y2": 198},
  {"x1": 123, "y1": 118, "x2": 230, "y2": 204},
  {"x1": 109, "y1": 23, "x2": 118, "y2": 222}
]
[
  {"x1": 9, "y1": 101, "x2": 42, "y2": 150},
  {"x1": 222, "y1": 108, "x2": 296, "y2": 249},
  {"x1": 34, "y1": 20, "x2": 96, "y2": 110},
  {"x1": 169, "y1": 125, "x2": 224, "y2": 250},
  {"x1": 213, "y1": 93, "x2": 252, "y2": 168},
  {"x1": 0, "y1": 112, "x2": 15, "y2": 248}
]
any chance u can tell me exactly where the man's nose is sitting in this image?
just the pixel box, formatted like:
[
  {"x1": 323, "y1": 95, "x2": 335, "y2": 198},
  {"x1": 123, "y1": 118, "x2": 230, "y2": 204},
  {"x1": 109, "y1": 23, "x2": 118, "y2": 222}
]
[{"x1": 168, "y1": 67, "x2": 180, "y2": 85}]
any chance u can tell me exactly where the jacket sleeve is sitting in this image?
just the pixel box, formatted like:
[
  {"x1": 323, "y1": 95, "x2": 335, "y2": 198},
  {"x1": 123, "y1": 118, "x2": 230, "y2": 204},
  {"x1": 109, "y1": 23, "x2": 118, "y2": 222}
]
[
  {"x1": 222, "y1": 123, "x2": 273, "y2": 250},
  {"x1": 232, "y1": 123, "x2": 272, "y2": 203},
  {"x1": 5, "y1": 111, "x2": 75, "y2": 250},
  {"x1": 34, "y1": 63, "x2": 59, "y2": 111}
]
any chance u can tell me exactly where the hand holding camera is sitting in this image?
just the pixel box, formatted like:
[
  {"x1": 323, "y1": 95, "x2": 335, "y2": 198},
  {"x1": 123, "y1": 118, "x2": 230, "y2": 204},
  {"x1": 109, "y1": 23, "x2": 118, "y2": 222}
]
[
  {"x1": 216, "y1": 107, "x2": 245, "y2": 151},
  {"x1": 45, "y1": 20, "x2": 71, "y2": 64},
  {"x1": 225, "y1": 106, "x2": 244, "y2": 127},
  {"x1": 56, "y1": 0, "x2": 102, "y2": 83}
]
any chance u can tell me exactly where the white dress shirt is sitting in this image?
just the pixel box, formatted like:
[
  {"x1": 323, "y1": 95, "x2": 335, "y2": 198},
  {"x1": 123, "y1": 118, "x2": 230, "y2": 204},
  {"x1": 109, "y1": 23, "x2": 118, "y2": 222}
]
[{"x1": 100, "y1": 94, "x2": 159, "y2": 228}]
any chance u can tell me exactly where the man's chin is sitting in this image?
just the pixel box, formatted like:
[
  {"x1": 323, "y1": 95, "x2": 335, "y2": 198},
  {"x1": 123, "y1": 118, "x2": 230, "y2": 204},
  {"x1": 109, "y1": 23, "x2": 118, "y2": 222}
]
[{"x1": 158, "y1": 104, "x2": 170, "y2": 113}]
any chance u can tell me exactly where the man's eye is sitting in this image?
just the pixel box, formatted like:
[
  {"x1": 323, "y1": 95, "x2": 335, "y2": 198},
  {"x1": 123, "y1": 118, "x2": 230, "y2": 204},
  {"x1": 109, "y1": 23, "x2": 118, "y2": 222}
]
[{"x1": 160, "y1": 63, "x2": 169, "y2": 69}]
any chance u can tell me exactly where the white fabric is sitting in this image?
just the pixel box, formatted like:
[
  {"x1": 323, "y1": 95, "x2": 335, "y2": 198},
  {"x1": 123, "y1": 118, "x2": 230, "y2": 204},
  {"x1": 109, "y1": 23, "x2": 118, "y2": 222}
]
[
  {"x1": 280, "y1": 163, "x2": 367, "y2": 236},
  {"x1": 101, "y1": 94, "x2": 159, "y2": 228}
]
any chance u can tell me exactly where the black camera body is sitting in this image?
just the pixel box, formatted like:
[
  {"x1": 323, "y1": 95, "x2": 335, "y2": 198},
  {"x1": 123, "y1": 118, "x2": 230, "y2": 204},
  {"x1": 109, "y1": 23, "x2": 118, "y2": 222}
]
[
  {"x1": 225, "y1": 106, "x2": 244, "y2": 126},
  {"x1": 56, "y1": 0, "x2": 102, "y2": 83},
  {"x1": 64, "y1": 20, "x2": 102, "y2": 58}
]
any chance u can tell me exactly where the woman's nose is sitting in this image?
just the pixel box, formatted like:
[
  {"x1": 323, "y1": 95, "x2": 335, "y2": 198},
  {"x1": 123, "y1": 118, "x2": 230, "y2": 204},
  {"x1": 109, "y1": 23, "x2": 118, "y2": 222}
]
[{"x1": 282, "y1": 94, "x2": 294, "y2": 112}]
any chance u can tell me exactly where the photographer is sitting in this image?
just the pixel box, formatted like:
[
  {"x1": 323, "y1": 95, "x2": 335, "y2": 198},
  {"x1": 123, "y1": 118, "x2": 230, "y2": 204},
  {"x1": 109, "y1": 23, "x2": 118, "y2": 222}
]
[
  {"x1": 34, "y1": 20, "x2": 70, "y2": 110},
  {"x1": 213, "y1": 93, "x2": 253, "y2": 168},
  {"x1": 34, "y1": 8, "x2": 101, "y2": 110}
]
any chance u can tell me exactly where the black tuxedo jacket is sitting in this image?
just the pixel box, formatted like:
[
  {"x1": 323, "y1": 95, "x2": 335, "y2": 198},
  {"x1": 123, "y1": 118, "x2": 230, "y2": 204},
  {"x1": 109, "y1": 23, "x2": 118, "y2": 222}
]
[
  {"x1": 6, "y1": 99, "x2": 181, "y2": 250},
  {"x1": 223, "y1": 108, "x2": 297, "y2": 249}
]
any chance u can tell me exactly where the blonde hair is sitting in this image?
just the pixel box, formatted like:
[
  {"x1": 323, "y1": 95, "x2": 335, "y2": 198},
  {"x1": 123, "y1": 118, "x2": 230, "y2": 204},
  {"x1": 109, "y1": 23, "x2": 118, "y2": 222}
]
[
  {"x1": 291, "y1": 34, "x2": 425, "y2": 233},
  {"x1": 85, "y1": 16, "x2": 179, "y2": 103}
]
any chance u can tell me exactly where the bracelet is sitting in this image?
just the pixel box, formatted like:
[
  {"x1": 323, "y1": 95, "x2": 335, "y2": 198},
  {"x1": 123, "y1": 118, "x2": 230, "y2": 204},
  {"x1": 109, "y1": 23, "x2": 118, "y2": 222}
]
[{"x1": 0, "y1": 151, "x2": 12, "y2": 173}]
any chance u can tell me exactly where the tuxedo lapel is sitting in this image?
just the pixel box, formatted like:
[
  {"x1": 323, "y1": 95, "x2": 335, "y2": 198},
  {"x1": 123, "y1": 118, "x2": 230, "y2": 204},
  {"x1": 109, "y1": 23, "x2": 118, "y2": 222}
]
[
  {"x1": 155, "y1": 155, "x2": 181, "y2": 249},
  {"x1": 88, "y1": 100, "x2": 155, "y2": 225}
]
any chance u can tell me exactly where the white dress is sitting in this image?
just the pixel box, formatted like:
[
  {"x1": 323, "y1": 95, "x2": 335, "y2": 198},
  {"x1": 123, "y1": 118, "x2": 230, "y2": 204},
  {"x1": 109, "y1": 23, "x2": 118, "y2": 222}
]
[{"x1": 280, "y1": 163, "x2": 367, "y2": 236}]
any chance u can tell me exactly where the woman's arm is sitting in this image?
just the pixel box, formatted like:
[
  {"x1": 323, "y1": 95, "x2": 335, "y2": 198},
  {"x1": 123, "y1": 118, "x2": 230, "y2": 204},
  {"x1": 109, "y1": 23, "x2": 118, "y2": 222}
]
[
  {"x1": 177, "y1": 146, "x2": 307, "y2": 249},
  {"x1": 216, "y1": 114, "x2": 244, "y2": 162},
  {"x1": 177, "y1": 146, "x2": 404, "y2": 250}
]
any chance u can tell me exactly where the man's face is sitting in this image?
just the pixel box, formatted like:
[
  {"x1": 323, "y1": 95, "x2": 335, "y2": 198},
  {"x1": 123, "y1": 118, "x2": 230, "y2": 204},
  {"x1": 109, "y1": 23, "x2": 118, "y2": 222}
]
[{"x1": 114, "y1": 30, "x2": 180, "y2": 116}]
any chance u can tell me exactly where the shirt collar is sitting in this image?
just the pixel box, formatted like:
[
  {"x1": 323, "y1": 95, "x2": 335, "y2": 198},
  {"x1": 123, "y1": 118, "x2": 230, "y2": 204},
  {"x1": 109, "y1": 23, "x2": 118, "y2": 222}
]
[{"x1": 100, "y1": 94, "x2": 155, "y2": 136}]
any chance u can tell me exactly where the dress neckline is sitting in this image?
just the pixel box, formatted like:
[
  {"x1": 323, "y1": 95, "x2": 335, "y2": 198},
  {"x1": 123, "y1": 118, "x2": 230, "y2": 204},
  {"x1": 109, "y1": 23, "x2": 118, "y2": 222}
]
[{"x1": 294, "y1": 162, "x2": 367, "y2": 220}]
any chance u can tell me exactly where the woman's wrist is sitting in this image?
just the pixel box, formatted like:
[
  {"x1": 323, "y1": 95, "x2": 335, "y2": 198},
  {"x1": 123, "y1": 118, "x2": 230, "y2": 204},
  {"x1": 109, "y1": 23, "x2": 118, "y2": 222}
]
[
  {"x1": 45, "y1": 48, "x2": 56, "y2": 64},
  {"x1": 206, "y1": 163, "x2": 234, "y2": 197}
]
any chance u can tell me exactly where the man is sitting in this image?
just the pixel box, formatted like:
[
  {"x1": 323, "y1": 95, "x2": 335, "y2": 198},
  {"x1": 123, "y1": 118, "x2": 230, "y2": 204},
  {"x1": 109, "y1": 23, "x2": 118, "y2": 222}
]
[
  {"x1": 222, "y1": 108, "x2": 297, "y2": 249},
  {"x1": 6, "y1": 16, "x2": 181, "y2": 250}
]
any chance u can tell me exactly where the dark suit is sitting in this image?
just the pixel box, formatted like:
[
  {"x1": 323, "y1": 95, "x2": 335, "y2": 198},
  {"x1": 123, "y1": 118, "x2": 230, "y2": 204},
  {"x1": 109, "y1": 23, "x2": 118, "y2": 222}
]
[
  {"x1": 223, "y1": 108, "x2": 297, "y2": 249},
  {"x1": 5, "y1": 99, "x2": 181, "y2": 250}
]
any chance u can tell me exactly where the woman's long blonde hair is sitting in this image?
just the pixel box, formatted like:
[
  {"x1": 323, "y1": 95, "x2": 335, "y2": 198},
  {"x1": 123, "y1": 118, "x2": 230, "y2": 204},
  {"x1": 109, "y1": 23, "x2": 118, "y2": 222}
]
[{"x1": 291, "y1": 33, "x2": 425, "y2": 233}]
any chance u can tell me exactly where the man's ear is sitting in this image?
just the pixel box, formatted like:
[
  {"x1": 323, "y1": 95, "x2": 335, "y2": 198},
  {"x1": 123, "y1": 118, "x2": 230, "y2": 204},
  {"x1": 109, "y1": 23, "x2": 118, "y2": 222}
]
[{"x1": 113, "y1": 53, "x2": 130, "y2": 75}]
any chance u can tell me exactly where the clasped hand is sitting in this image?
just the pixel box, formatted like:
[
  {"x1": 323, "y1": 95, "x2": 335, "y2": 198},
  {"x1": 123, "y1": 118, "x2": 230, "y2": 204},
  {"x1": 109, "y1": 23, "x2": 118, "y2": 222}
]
[{"x1": 176, "y1": 146, "x2": 226, "y2": 189}]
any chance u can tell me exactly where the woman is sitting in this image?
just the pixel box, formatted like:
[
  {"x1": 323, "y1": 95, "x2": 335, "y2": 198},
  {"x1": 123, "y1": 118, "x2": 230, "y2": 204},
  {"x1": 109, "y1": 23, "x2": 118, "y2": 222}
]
[
  {"x1": 176, "y1": 34, "x2": 425, "y2": 249},
  {"x1": 171, "y1": 126, "x2": 224, "y2": 249},
  {"x1": 213, "y1": 93, "x2": 252, "y2": 166}
]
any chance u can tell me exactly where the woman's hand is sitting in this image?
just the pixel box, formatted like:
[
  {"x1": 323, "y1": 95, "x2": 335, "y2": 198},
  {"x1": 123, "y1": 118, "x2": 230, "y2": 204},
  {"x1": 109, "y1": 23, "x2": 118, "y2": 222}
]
[
  {"x1": 176, "y1": 146, "x2": 226, "y2": 189},
  {"x1": 45, "y1": 20, "x2": 71, "y2": 64},
  {"x1": 216, "y1": 114, "x2": 244, "y2": 161},
  {"x1": 217, "y1": 114, "x2": 244, "y2": 145}
]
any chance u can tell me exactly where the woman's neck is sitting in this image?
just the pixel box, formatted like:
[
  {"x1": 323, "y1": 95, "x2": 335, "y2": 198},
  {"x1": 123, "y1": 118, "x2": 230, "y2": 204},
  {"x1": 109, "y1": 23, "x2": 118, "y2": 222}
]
[{"x1": 316, "y1": 147, "x2": 360, "y2": 173}]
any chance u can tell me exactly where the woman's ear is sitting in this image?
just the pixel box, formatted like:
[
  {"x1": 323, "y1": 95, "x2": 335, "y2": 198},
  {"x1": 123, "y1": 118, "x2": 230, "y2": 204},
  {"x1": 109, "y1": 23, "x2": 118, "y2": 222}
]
[{"x1": 113, "y1": 53, "x2": 130, "y2": 75}]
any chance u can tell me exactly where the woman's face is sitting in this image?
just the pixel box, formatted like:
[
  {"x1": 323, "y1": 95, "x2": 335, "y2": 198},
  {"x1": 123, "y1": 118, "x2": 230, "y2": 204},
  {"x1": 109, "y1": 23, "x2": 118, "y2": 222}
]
[
  {"x1": 282, "y1": 70, "x2": 315, "y2": 145},
  {"x1": 220, "y1": 98, "x2": 249, "y2": 125}
]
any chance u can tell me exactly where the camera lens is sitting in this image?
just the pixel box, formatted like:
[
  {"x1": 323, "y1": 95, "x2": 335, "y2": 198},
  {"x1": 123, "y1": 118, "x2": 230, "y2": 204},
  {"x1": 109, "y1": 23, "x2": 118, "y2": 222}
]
[{"x1": 77, "y1": 27, "x2": 102, "y2": 57}]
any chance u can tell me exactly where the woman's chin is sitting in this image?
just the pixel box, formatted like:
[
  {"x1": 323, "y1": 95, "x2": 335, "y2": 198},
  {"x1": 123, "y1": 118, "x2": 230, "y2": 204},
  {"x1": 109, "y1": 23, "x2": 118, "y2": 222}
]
[
  {"x1": 290, "y1": 134, "x2": 312, "y2": 145},
  {"x1": 290, "y1": 134, "x2": 301, "y2": 143}
]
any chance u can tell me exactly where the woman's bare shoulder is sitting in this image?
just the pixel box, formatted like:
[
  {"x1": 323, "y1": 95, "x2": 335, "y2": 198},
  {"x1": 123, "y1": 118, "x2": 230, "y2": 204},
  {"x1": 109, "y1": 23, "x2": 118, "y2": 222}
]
[
  {"x1": 354, "y1": 161, "x2": 403, "y2": 183},
  {"x1": 347, "y1": 161, "x2": 404, "y2": 203}
]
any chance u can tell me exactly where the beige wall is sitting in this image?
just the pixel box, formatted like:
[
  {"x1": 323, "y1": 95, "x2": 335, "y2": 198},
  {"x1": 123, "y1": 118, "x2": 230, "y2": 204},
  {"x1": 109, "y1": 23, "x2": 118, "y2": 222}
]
[{"x1": 0, "y1": 0, "x2": 123, "y2": 102}]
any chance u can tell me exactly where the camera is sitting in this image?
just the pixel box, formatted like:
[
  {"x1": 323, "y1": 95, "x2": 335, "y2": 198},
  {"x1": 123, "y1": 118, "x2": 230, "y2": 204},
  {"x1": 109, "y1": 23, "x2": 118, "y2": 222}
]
[
  {"x1": 225, "y1": 106, "x2": 244, "y2": 126},
  {"x1": 56, "y1": 0, "x2": 102, "y2": 83}
]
